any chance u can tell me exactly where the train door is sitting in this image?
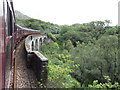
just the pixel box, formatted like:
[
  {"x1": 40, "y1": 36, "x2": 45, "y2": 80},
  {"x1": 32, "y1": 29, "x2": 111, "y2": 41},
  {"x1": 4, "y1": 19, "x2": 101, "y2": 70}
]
[{"x1": 4, "y1": 0, "x2": 15, "y2": 88}]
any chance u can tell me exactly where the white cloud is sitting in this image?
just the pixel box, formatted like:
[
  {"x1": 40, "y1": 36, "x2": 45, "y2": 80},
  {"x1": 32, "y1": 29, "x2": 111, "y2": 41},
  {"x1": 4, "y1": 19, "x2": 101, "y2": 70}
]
[{"x1": 13, "y1": 0, "x2": 119, "y2": 25}]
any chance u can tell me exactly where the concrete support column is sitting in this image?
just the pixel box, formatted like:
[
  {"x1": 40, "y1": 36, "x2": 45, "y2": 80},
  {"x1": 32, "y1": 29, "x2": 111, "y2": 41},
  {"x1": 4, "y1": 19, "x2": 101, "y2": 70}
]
[
  {"x1": 34, "y1": 40, "x2": 36, "y2": 51},
  {"x1": 37, "y1": 39, "x2": 39, "y2": 51}
]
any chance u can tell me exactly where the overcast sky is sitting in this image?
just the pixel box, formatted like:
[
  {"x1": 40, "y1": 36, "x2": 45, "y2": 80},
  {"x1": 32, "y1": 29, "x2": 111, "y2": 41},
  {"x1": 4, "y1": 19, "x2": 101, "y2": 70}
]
[{"x1": 12, "y1": 0, "x2": 119, "y2": 25}]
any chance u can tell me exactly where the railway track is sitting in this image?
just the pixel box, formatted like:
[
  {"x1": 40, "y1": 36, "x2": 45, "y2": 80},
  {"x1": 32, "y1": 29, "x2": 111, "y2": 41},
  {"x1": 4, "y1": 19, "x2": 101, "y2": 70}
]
[{"x1": 14, "y1": 40, "x2": 38, "y2": 88}]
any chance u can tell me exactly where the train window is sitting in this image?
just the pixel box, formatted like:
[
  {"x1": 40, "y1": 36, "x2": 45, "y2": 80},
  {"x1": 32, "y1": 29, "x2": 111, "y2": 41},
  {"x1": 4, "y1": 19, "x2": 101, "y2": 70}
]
[
  {"x1": 4, "y1": 0, "x2": 8, "y2": 36},
  {"x1": 8, "y1": 3, "x2": 13, "y2": 36},
  {"x1": 5, "y1": 1, "x2": 13, "y2": 36}
]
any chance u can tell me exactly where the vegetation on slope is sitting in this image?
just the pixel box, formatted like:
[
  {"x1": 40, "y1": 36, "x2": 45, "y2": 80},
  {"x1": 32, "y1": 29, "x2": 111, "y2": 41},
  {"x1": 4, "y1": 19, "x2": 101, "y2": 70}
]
[
  {"x1": 16, "y1": 16, "x2": 120, "y2": 88},
  {"x1": 15, "y1": 10, "x2": 31, "y2": 19},
  {"x1": 16, "y1": 18, "x2": 60, "y2": 34}
]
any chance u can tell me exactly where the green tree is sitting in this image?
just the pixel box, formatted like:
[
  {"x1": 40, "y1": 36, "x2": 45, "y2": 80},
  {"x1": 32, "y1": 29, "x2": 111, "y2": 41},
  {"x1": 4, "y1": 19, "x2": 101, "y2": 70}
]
[
  {"x1": 105, "y1": 20, "x2": 111, "y2": 26},
  {"x1": 64, "y1": 40, "x2": 74, "y2": 52},
  {"x1": 41, "y1": 43, "x2": 81, "y2": 88},
  {"x1": 88, "y1": 76, "x2": 120, "y2": 89},
  {"x1": 70, "y1": 35, "x2": 119, "y2": 85}
]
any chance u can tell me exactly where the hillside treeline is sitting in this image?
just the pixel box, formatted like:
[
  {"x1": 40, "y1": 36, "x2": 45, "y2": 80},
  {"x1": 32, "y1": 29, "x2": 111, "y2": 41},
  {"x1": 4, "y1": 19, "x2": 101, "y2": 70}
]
[
  {"x1": 16, "y1": 19, "x2": 120, "y2": 88},
  {"x1": 16, "y1": 18, "x2": 60, "y2": 34}
]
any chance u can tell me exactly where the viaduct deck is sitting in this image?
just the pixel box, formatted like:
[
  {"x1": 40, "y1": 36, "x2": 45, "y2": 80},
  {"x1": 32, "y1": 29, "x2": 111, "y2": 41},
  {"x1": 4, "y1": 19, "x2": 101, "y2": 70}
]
[{"x1": 14, "y1": 39, "x2": 38, "y2": 88}]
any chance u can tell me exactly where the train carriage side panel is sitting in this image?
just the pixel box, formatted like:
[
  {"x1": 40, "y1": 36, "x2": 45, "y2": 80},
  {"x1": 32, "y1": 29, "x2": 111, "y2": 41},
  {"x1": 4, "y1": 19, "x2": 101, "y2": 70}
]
[
  {"x1": 0, "y1": 0, "x2": 5, "y2": 89},
  {"x1": 4, "y1": 0, "x2": 17, "y2": 88}
]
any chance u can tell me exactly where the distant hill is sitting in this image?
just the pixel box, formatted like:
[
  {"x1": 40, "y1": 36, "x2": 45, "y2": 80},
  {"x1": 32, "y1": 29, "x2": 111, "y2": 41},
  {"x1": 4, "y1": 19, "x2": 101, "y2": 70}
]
[
  {"x1": 15, "y1": 10, "x2": 31, "y2": 19},
  {"x1": 15, "y1": 10, "x2": 61, "y2": 34}
]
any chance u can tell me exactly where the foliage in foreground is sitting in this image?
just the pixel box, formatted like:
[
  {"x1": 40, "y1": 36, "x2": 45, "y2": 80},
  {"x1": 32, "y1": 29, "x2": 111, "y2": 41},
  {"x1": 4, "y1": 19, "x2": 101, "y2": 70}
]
[
  {"x1": 41, "y1": 42, "x2": 80, "y2": 88},
  {"x1": 88, "y1": 76, "x2": 120, "y2": 89},
  {"x1": 16, "y1": 18, "x2": 120, "y2": 88},
  {"x1": 40, "y1": 21, "x2": 119, "y2": 88}
]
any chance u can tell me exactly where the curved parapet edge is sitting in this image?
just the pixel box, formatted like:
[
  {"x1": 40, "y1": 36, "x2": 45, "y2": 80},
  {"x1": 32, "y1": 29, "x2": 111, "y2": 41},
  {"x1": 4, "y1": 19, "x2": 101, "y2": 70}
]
[{"x1": 25, "y1": 34, "x2": 48, "y2": 88}]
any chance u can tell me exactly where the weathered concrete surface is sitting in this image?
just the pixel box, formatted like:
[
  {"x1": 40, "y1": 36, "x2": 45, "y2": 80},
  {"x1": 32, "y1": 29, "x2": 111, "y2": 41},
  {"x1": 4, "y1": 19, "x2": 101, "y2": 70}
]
[{"x1": 15, "y1": 39, "x2": 37, "y2": 88}]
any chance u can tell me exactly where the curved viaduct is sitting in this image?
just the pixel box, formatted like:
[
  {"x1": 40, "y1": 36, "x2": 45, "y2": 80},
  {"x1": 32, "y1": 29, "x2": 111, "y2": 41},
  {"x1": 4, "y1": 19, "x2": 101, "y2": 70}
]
[{"x1": 13, "y1": 34, "x2": 50, "y2": 88}]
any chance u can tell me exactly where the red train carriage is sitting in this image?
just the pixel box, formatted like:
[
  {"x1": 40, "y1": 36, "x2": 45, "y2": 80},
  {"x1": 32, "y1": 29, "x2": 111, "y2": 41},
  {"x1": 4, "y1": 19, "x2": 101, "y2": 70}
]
[
  {"x1": 0, "y1": 0, "x2": 41, "y2": 89},
  {"x1": 16, "y1": 24, "x2": 40, "y2": 43},
  {"x1": 0, "y1": 0, "x2": 13, "y2": 89},
  {"x1": 0, "y1": 1, "x2": 5, "y2": 88}
]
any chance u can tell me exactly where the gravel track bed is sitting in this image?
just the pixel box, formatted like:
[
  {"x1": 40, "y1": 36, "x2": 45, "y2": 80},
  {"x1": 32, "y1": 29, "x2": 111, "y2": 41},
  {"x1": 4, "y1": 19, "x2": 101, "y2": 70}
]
[{"x1": 15, "y1": 40, "x2": 37, "y2": 88}]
